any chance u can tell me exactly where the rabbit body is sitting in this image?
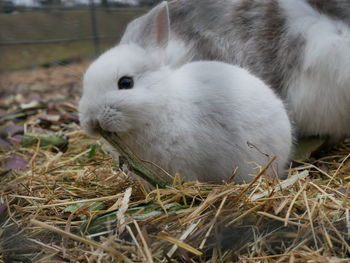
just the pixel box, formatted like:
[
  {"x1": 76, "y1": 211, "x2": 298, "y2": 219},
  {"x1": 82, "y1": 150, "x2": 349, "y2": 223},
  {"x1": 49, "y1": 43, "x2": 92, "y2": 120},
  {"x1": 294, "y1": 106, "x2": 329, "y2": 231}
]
[
  {"x1": 122, "y1": 0, "x2": 350, "y2": 140},
  {"x1": 79, "y1": 41, "x2": 292, "y2": 183}
]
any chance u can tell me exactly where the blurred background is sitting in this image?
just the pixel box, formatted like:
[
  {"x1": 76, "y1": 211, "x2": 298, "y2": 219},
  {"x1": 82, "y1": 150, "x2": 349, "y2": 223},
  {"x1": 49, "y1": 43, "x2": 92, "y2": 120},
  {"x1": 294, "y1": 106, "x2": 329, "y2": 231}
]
[{"x1": 0, "y1": 0, "x2": 161, "y2": 72}]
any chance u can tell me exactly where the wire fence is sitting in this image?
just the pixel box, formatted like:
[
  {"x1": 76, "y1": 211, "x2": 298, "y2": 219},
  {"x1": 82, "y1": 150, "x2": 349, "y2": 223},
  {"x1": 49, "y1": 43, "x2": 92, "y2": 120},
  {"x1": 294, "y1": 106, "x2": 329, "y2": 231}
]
[
  {"x1": 0, "y1": 2, "x2": 150, "y2": 71},
  {"x1": 0, "y1": 4, "x2": 143, "y2": 52},
  {"x1": 0, "y1": 35, "x2": 119, "y2": 46}
]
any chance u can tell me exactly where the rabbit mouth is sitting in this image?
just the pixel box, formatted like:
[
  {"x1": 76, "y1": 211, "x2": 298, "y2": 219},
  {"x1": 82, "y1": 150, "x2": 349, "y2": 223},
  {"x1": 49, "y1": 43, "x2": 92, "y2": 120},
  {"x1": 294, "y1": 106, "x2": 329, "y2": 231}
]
[
  {"x1": 80, "y1": 116, "x2": 103, "y2": 137},
  {"x1": 80, "y1": 107, "x2": 131, "y2": 137},
  {"x1": 97, "y1": 107, "x2": 131, "y2": 134},
  {"x1": 81, "y1": 115, "x2": 130, "y2": 137}
]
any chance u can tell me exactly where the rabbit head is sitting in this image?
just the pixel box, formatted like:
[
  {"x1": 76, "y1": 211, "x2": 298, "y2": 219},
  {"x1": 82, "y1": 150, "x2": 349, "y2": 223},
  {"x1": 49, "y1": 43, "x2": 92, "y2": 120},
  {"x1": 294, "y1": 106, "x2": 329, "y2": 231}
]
[{"x1": 79, "y1": 1, "x2": 190, "y2": 137}]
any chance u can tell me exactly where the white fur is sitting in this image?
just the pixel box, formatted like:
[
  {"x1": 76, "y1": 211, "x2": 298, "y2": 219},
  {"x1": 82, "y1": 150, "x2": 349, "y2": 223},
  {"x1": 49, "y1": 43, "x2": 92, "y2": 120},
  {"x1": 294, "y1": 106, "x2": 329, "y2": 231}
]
[
  {"x1": 281, "y1": 0, "x2": 350, "y2": 138},
  {"x1": 79, "y1": 42, "x2": 292, "y2": 183},
  {"x1": 121, "y1": 0, "x2": 350, "y2": 140}
]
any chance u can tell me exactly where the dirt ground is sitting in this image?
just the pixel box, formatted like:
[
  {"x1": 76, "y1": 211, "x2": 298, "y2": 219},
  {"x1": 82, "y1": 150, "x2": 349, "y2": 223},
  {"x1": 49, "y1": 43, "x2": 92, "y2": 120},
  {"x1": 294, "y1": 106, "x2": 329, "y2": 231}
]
[{"x1": 0, "y1": 62, "x2": 89, "y2": 104}]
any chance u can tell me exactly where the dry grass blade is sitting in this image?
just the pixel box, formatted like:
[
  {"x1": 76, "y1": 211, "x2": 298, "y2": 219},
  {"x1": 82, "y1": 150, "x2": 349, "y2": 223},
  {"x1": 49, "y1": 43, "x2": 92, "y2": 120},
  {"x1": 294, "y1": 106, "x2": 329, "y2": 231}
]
[
  {"x1": 284, "y1": 182, "x2": 307, "y2": 227},
  {"x1": 319, "y1": 209, "x2": 350, "y2": 254},
  {"x1": 226, "y1": 204, "x2": 262, "y2": 227},
  {"x1": 257, "y1": 211, "x2": 305, "y2": 227},
  {"x1": 166, "y1": 220, "x2": 201, "y2": 259},
  {"x1": 30, "y1": 219, "x2": 133, "y2": 263},
  {"x1": 236, "y1": 155, "x2": 277, "y2": 200},
  {"x1": 23, "y1": 194, "x2": 124, "y2": 209},
  {"x1": 327, "y1": 153, "x2": 350, "y2": 186},
  {"x1": 156, "y1": 234, "x2": 203, "y2": 256},
  {"x1": 133, "y1": 220, "x2": 154, "y2": 263},
  {"x1": 250, "y1": 170, "x2": 309, "y2": 201},
  {"x1": 302, "y1": 187, "x2": 318, "y2": 249},
  {"x1": 200, "y1": 196, "x2": 227, "y2": 248}
]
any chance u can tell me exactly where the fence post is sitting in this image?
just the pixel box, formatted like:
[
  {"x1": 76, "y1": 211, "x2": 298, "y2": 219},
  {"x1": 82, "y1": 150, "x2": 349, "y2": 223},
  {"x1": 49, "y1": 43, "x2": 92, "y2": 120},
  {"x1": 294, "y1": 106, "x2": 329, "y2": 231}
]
[{"x1": 89, "y1": 0, "x2": 100, "y2": 55}]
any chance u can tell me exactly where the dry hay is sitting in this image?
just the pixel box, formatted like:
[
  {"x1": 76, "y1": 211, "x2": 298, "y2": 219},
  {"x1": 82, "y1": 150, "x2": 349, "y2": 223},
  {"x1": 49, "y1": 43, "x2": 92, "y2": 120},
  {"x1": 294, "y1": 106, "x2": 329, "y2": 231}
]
[{"x1": 1, "y1": 64, "x2": 350, "y2": 263}]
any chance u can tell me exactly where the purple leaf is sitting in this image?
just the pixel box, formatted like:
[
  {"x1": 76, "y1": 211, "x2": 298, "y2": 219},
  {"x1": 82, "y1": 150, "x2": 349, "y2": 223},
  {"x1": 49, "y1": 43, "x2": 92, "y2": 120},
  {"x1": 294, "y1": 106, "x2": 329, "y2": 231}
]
[
  {"x1": 4, "y1": 125, "x2": 24, "y2": 137},
  {"x1": 5, "y1": 155, "x2": 28, "y2": 171},
  {"x1": 0, "y1": 138, "x2": 12, "y2": 149},
  {"x1": 337, "y1": 186, "x2": 350, "y2": 195},
  {"x1": 0, "y1": 203, "x2": 7, "y2": 215},
  {"x1": 8, "y1": 134, "x2": 23, "y2": 146},
  {"x1": 0, "y1": 125, "x2": 24, "y2": 148}
]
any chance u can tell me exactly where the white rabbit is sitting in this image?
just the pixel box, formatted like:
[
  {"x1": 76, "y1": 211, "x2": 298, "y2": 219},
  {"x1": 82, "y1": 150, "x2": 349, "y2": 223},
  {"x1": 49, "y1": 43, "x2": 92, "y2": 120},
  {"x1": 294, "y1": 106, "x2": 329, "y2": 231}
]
[
  {"x1": 79, "y1": 3, "x2": 292, "y2": 183},
  {"x1": 121, "y1": 0, "x2": 350, "y2": 141}
]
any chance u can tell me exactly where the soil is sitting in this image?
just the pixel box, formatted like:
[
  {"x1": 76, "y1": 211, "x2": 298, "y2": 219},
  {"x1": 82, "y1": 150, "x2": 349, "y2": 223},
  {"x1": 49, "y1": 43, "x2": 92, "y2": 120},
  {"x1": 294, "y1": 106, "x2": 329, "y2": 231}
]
[{"x1": 0, "y1": 62, "x2": 89, "y2": 109}]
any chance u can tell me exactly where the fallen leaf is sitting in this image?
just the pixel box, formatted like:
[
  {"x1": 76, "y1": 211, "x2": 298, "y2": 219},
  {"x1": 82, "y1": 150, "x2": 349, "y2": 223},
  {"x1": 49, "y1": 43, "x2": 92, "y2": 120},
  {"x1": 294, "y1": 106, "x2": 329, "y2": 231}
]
[
  {"x1": 0, "y1": 138, "x2": 12, "y2": 149},
  {"x1": 87, "y1": 144, "x2": 99, "y2": 158},
  {"x1": 21, "y1": 133, "x2": 68, "y2": 151},
  {"x1": 20, "y1": 100, "x2": 46, "y2": 110},
  {"x1": 8, "y1": 134, "x2": 23, "y2": 147},
  {"x1": 293, "y1": 137, "x2": 327, "y2": 160},
  {"x1": 64, "y1": 202, "x2": 106, "y2": 220},
  {"x1": 5, "y1": 155, "x2": 28, "y2": 171},
  {"x1": 0, "y1": 203, "x2": 7, "y2": 215},
  {"x1": 39, "y1": 114, "x2": 61, "y2": 122},
  {"x1": 337, "y1": 186, "x2": 350, "y2": 195},
  {"x1": 3, "y1": 125, "x2": 24, "y2": 137},
  {"x1": 61, "y1": 112, "x2": 79, "y2": 124}
]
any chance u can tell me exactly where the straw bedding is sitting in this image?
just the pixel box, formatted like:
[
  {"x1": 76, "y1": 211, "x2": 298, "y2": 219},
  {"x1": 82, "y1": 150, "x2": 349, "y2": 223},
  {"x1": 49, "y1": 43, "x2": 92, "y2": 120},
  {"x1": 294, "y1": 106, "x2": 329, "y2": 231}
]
[{"x1": 0, "y1": 63, "x2": 349, "y2": 262}]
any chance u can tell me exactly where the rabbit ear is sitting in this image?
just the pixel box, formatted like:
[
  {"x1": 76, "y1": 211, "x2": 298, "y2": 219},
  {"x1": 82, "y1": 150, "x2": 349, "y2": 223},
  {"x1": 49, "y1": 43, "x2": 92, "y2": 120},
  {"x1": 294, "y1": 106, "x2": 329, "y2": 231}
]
[
  {"x1": 121, "y1": 1, "x2": 170, "y2": 48},
  {"x1": 153, "y1": 1, "x2": 170, "y2": 47}
]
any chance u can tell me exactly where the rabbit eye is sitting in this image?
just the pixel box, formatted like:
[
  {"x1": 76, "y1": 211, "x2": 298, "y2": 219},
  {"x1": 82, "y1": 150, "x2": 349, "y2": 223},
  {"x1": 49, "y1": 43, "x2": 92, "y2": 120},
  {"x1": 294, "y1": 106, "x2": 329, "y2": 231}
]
[{"x1": 118, "y1": 76, "x2": 134, "y2": 90}]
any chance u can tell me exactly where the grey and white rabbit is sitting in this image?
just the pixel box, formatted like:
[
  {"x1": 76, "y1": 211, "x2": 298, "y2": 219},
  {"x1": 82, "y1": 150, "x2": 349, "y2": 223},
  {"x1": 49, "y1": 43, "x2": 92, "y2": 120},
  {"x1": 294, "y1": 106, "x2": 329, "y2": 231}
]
[
  {"x1": 79, "y1": 3, "x2": 292, "y2": 183},
  {"x1": 122, "y1": 0, "x2": 350, "y2": 141}
]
